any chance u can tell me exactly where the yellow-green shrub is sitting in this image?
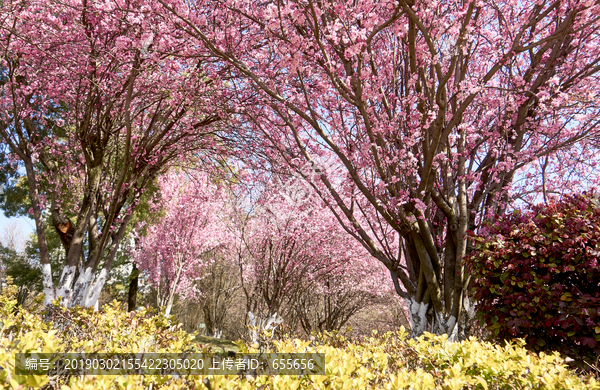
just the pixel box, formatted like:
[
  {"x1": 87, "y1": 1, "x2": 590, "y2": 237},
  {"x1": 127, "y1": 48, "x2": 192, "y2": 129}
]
[
  {"x1": 42, "y1": 300, "x2": 197, "y2": 354},
  {"x1": 0, "y1": 293, "x2": 61, "y2": 389},
  {"x1": 0, "y1": 289, "x2": 204, "y2": 390},
  {"x1": 0, "y1": 291, "x2": 598, "y2": 390},
  {"x1": 269, "y1": 330, "x2": 600, "y2": 390}
]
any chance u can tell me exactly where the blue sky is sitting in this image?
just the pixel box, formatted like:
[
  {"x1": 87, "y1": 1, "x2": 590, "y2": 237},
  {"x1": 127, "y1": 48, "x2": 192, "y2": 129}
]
[{"x1": 0, "y1": 211, "x2": 35, "y2": 238}]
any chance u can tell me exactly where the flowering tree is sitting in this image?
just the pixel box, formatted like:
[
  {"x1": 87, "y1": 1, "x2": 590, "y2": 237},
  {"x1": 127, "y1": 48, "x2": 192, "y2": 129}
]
[
  {"x1": 161, "y1": 0, "x2": 600, "y2": 337},
  {"x1": 193, "y1": 253, "x2": 240, "y2": 337},
  {"x1": 234, "y1": 180, "x2": 391, "y2": 335},
  {"x1": 134, "y1": 170, "x2": 231, "y2": 316},
  {"x1": 0, "y1": 0, "x2": 225, "y2": 307}
]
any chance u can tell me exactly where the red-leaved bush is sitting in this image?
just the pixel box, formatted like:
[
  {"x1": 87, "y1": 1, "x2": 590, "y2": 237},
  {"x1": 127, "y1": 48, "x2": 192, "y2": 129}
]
[{"x1": 466, "y1": 192, "x2": 600, "y2": 362}]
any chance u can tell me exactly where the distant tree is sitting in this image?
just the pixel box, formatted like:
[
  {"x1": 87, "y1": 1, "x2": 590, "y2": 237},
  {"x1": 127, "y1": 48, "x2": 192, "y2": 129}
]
[
  {"x1": 0, "y1": 220, "x2": 27, "y2": 254},
  {"x1": 134, "y1": 170, "x2": 231, "y2": 316},
  {"x1": 0, "y1": 221, "x2": 37, "y2": 305},
  {"x1": 234, "y1": 181, "x2": 391, "y2": 336},
  {"x1": 195, "y1": 252, "x2": 240, "y2": 337}
]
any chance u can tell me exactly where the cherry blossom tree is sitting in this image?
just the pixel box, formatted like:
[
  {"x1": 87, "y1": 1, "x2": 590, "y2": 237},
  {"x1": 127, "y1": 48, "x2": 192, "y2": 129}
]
[
  {"x1": 0, "y1": 0, "x2": 225, "y2": 307},
  {"x1": 133, "y1": 170, "x2": 231, "y2": 316},
  {"x1": 161, "y1": 0, "x2": 600, "y2": 337},
  {"x1": 233, "y1": 178, "x2": 392, "y2": 336}
]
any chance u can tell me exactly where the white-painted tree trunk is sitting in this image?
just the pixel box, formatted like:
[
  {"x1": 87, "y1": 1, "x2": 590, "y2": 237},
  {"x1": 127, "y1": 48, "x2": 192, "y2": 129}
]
[
  {"x1": 405, "y1": 297, "x2": 460, "y2": 341},
  {"x1": 70, "y1": 266, "x2": 93, "y2": 307},
  {"x1": 406, "y1": 297, "x2": 429, "y2": 336},
  {"x1": 432, "y1": 312, "x2": 458, "y2": 342},
  {"x1": 457, "y1": 294, "x2": 476, "y2": 340},
  {"x1": 247, "y1": 311, "x2": 283, "y2": 346},
  {"x1": 56, "y1": 265, "x2": 77, "y2": 303},
  {"x1": 53, "y1": 265, "x2": 109, "y2": 310},
  {"x1": 83, "y1": 268, "x2": 107, "y2": 309},
  {"x1": 42, "y1": 263, "x2": 55, "y2": 305},
  {"x1": 165, "y1": 300, "x2": 173, "y2": 317}
]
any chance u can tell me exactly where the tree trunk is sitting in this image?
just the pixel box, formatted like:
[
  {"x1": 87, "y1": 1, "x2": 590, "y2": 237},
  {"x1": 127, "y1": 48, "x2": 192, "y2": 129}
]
[
  {"x1": 81, "y1": 213, "x2": 133, "y2": 308},
  {"x1": 203, "y1": 304, "x2": 214, "y2": 336},
  {"x1": 128, "y1": 264, "x2": 140, "y2": 312},
  {"x1": 55, "y1": 164, "x2": 103, "y2": 302},
  {"x1": 22, "y1": 159, "x2": 54, "y2": 305},
  {"x1": 162, "y1": 251, "x2": 186, "y2": 317},
  {"x1": 165, "y1": 295, "x2": 174, "y2": 317}
]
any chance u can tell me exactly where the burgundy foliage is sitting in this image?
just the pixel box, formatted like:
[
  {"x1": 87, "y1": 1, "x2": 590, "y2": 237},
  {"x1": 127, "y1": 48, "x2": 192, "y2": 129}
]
[{"x1": 467, "y1": 192, "x2": 600, "y2": 361}]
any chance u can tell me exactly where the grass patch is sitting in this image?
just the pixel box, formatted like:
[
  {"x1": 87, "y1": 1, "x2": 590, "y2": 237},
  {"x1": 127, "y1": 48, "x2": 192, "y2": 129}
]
[{"x1": 194, "y1": 334, "x2": 240, "y2": 353}]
